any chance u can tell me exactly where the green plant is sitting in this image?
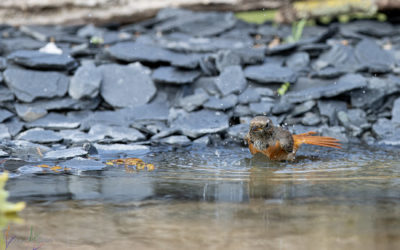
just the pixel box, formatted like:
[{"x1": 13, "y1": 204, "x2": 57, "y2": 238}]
[
  {"x1": 285, "y1": 19, "x2": 307, "y2": 43},
  {"x1": 277, "y1": 82, "x2": 290, "y2": 96}
]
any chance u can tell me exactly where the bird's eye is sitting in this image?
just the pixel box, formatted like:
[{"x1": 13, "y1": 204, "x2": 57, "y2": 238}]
[{"x1": 265, "y1": 122, "x2": 269, "y2": 128}]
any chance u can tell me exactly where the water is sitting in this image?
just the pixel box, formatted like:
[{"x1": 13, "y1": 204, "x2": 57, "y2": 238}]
[{"x1": 4, "y1": 144, "x2": 400, "y2": 249}]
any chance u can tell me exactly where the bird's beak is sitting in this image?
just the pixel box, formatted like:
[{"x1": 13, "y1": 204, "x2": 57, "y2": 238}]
[{"x1": 251, "y1": 126, "x2": 262, "y2": 132}]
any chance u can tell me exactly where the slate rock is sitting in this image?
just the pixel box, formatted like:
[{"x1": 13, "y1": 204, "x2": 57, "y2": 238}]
[
  {"x1": 355, "y1": 39, "x2": 395, "y2": 73},
  {"x1": 123, "y1": 102, "x2": 170, "y2": 123},
  {"x1": 266, "y1": 43, "x2": 297, "y2": 55},
  {"x1": 7, "y1": 140, "x2": 51, "y2": 161},
  {"x1": 27, "y1": 97, "x2": 100, "y2": 112},
  {"x1": 249, "y1": 102, "x2": 274, "y2": 115},
  {"x1": 99, "y1": 64, "x2": 156, "y2": 108},
  {"x1": 4, "y1": 68, "x2": 69, "y2": 102},
  {"x1": 233, "y1": 105, "x2": 251, "y2": 116},
  {"x1": 310, "y1": 66, "x2": 346, "y2": 79},
  {"x1": 178, "y1": 88, "x2": 209, "y2": 112},
  {"x1": 69, "y1": 62, "x2": 102, "y2": 99},
  {"x1": 44, "y1": 147, "x2": 88, "y2": 160},
  {"x1": 88, "y1": 124, "x2": 145, "y2": 142},
  {"x1": 337, "y1": 109, "x2": 369, "y2": 137},
  {"x1": 157, "y1": 11, "x2": 236, "y2": 37},
  {"x1": 254, "y1": 87, "x2": 274, "y2": 97},
  {"x1": 0, "y1": 149, "x2": 8, "y2": 157},
  {"x1": 0, "y1": 37, "x2": 45, "y2": 54},
  {"x1": 4, "y1": 117, "x2": 24, "y2": 137},
  {"x1": 59, "y1": 158, "x2": 105, "y2": 173},
  {"x1": 317, "y1": 100, "x2": 348, "y2": 126},
  {"x1": 215, "y1": 50, "x2": 241, "y2": 72},
  {"x1": 0, "y1": 86, "x2": 14, "y2": 102},
  {"x1": 340, "y1": 20, "x2": 397, "y2": 38},
  {"x1": 313, "y1": 44, "x2": 359, "y2": 72},
  {"x1": 15, "y1": 103, "x2": 47, "y2": 122},
  {"x1": 321, "y1": 126, "x2": 349, "y2": 143},
  {"x1": 284, "y1": 73, "x2": 367, "y2": 103},
  {"x1": 160, "y1": 135, "x2": 191, "y2": 146},
  {"x1": 372, "y1": 118, "x2": 400, "y2": 146},
  {"x1": 227, "y1": 123, "x2": 248, "y2": 141},
  {"x1": 107, "y1": 42, "x2": 200, "y2": 69},
  {"x1": 301, "y1": 112, "x2": 320, "y2": 126},
  {"x1": 58, "y1": 129, "x2": 102, "y2": 144},
  {"x1": 93, "y1": 144, "x2": 150, "y2": 155},
  {"x1": 0, "y1": 109, "x2": 13, "y2": 123},
  {"x1": 26, "y1": 113, "x2": 81, "y2": 130},
  {"x1": 0, "y1": 124, "x2": 10, "y2": 139},
  {"x1": 215, "y1": 65, "x2": 247, "y2": 96},
  {"x1": 194, "y1": 77, "x2": 220, "y2": 96},
  {"x1": 8, "y1": 50, "x2": 77, "y2": 71},
  {"x1": 203, "y1": 94, "x2": 238, "y2": 110},
  {"x1": 392, "y1": 97, "x2": 400, "y2": 124},
  {"x1": 171, "y1": 110, "x2": 229, "y2": 138},
  {"x1": 80, "y1": 110, "x2": 127, "y2": 130},
  {"x1": 351, "y1": 77, "x2": 398, "y2": 109},
  {"x1": 272, "y1": 100, "x2": 293, "y2": 114},
  {"x1": 292, "y1": 100, "x2": 316, "y2": 116},
  {"x1": 238, "y1": 87, "x2": 261, "y2": 104},
  {"x1": 152, "y1": 66, "x2": 200, "y2": 85},
  {"x1": 232, "y1": 48, "x2": 265, "y2": 65},
  {"x1": 17, "y1": 128, "x2": 63, "y2": 143},
  {"x1": 244, "y1": 63, "x2": 297, "y2": 84},
  {"x1": 0, "y1": 57, "x2": 7, "y2": 71},
  {"x1": 285, "y1": 52, "x2": 310, "y2": 71}
]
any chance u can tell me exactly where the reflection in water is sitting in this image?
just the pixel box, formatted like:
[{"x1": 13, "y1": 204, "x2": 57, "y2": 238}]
[{"x1": 4, "y1": 144, "x2": 400, "y2": 249}]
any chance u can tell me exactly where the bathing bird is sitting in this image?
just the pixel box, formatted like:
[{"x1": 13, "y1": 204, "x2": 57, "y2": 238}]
[{"x1": 244, "y1": 116, "x2": 341, "y2": 161}]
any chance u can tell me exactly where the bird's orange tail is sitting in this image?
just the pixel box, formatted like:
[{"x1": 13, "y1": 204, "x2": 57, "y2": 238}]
[{"x1": 293, "y1": 131, "x2": 341, "y2": 149}]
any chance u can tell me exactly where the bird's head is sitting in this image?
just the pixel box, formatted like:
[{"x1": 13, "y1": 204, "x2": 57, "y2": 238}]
[{"x1": 249, "y1": 116, "x2": 274, "y2": 135}]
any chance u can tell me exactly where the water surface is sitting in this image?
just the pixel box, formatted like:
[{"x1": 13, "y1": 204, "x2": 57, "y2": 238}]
[{"x1": 5, "y1": 144, "x2": 400, "y2": 249}]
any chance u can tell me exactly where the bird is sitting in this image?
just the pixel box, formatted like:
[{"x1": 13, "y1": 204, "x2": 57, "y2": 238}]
[{"x1": 244, "y1": 116, "x2": 341, "y2": 161}]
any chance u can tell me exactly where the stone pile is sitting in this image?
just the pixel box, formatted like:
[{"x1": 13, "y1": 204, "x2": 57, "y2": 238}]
[{"x1": 0, "y1": 8, "x2": 399, "y2": 172}]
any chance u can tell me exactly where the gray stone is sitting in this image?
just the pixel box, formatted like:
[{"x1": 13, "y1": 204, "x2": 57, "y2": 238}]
[
  {"x1": 0, "y1": 86, "x2": 14, "y2": 102},
  {"x1": 301, "y1": 112, "x2": 321, "y2": 126},
  {"x1": 44, "y1": 147, "x2": 88, "y2": 160},
  {"x1": 7, "y1": 50, "x2": 77, "y2": 71},
  {"x1": 321, "y1": 126, "x2": 349, "y2": 143},
  {"x1": 203, "y1": 94, "x2": 238, "y2": 110},
  {"x1": 272, "y1": 100, "x2": 293, "y2": 114},
  {"x1": 393, "y1": 97, "x2": 400, "y2": 124},
  {"x1": 4, "y1": 117, "x2": 24, "y2": 137},
  {"x1": 351, "y1": 77, "x2": 397, "y2": 109},
  {"x1": 0, "y1": 149, "x2": 8, "y2": 157},
  {"x1": 372, "y1": 118, "x2": 400, "y2": 145},
  {"x1": 77, "y1": 24, "x2": 104, "y2": 38},
  {"x1": 0, "y1": 57, "x2": 7, "y2": 71},
  {"x1": 17, "y1": 128, "x2": 63, "y2": 143},
  {"x1": 4, "y1": 68, "x2": 69, "y2": 102},
  {"x1": 33, "y1": 97, "x2": 100, "y2": 111},
  {"x1": 193, "y1": 77, "x2": 219, "y2": 96},
  {"x1": 69, "y1": 62, "x2": 102, "y2": 99},
  {"x1": 160, "y1": 135, "x2": 191, "y2": 145},
  {"x1": 107, "y1": 42, "x2": 200, "y2": 69},
  {"x1": 215, "y1": 65, "x2": 247, "y2": 96},
  {"x1": 93, "y1": 144, "x2": 150, "y2": 155},
  {"x1": 178, "y1": 88, "x2": 209, "y2": 112},
  {"x1": 215, "y1": 50, "x2": 241, "y2": 72},
  {"x1": 99, "y1": 64, "x2": 156, "y2": 108},
  {"x1": 285, "y1": 73, "x2": 367, "y2": 103},
  {"x1": 0, "y1": 109, "x2": 13, "y2": 123},
  {"x1": 123, "y1": 102, "x2": 170, "y2": 123},
  {"x1": 58, "y1": 129, "x2": 102, "y2": 143},
  {"x1": 244, "y1": 63, "x2": 297, "y2": 84},
  {"x1": 8, "y1": 140, "x2": 51, "y2": 161},
  {"x1": 285, "y1": 52, "x2": 310, "y2": 70},
  {"x1": 313, "y1": 44, "x2": 359, "y2": 72},
  {"x1": 193, "y1": 135, "x2": 210, "y2": 145},
  {"x1": 317, "y1": 100, "x2": 347, "y2": 126},
  {"x1": 59, "y1": 158, "x2": 105, "y2": 173},
  {"x1": 355, "y1": 39, "x2": 396, "y2": 73},
  {"x1": 88, "y1": 124, "x2": 145, "y2": 142},
  {"x1": 26, "y1": 113, "x2": 80, "y2": 130},
  {"x1": 15, "y1": 103, "x2": 47, "y2": 122},
  {"x1": 227, "y1": 123, "x2": 248, "y2": 141},
  {"x1": 0, "y1": 37, "x2": 45, "y2": 54},
  {"x1": 171, "y1": 110, "x2": 229, "y2": 138},
  {"x1": 238, "y1": 88, "x2": 261, "y2": 104},
  {"x1": 292, "y1": 100, "x2": 316, "y2": 116},
  {"x1": 152, "y1": 66, "x2": 200, "y2": 85},
  {"x1": 151, "y1": 128, "x2": 181, "y2": 140},
  {"x1": 254, "y1": 87, "x2": 274, "y2": 97},
  {"x1": 157, "y1": 11, "x2": 236, "y2": 37},
  {"x1": 310, "y1": 66, "x2": 346, "y2": 79},
  {"x1": 233, "y1": 105, "x2": 251, "y2": 116},
  {"x1": 249, "y1": 102, "x2": 274, "y2": 115},
  {"x1": 0, "y1": 124, "x2": 10, "y2": 139},
  {"x1": 337, "y1": 110, "x2": 363, "y2": 137},
  {"x1": 80, "y1": 110, "x2": 126, "y2": 130},
  {"x1": 232, "y1": 48, "x2": 265, "y2": 65}
]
